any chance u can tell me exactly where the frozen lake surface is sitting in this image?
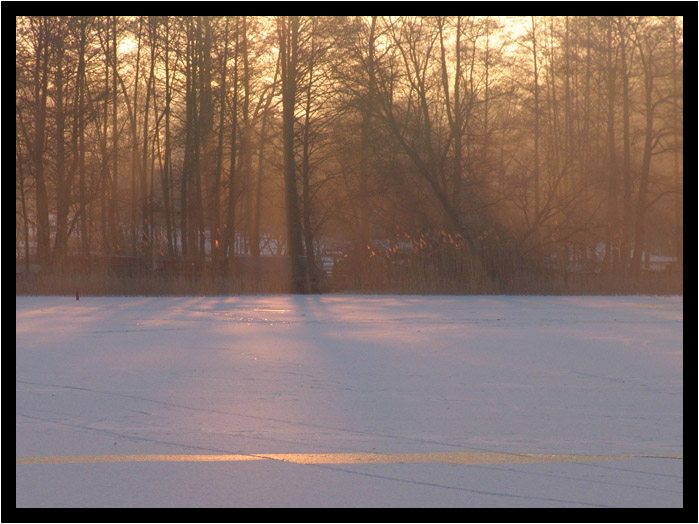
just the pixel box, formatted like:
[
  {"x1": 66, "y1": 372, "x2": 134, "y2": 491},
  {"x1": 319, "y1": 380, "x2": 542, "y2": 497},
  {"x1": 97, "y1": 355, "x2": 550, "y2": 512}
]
[{"x1": 16, "y1": 294, "x2": 683, "y2": 507}]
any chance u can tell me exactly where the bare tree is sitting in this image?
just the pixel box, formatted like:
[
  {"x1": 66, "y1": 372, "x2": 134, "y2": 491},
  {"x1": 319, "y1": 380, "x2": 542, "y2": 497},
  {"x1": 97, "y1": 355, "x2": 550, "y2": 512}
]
[
  {"x1": 27, "y1": 16, "x2": 52, "y2": 267},
  {"x1": 15, "y1": 16, "x2": 682, "y2": 293},
  {"x1": 278, "y1": 15, "x2": 307, "y2": 293}
]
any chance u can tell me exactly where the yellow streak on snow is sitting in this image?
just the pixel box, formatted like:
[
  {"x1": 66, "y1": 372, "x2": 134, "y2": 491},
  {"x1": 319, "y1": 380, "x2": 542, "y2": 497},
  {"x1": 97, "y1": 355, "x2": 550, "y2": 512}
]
[{"x1": 16, "y1": 452, "x2": 681, "y2": 465}]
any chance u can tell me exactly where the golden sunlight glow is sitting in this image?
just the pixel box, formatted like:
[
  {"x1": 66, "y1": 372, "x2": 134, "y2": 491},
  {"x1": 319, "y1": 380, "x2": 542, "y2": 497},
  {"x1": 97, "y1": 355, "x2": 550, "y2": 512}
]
[{"x1": 118, "y1": 37, "x2": 137, "y2": 56}]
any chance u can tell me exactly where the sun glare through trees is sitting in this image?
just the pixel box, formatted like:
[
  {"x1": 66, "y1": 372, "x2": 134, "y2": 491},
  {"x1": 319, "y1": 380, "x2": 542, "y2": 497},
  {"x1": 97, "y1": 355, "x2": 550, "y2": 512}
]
[{"x1": 16, "y1": 16, "x2": 683, "y2": 295}]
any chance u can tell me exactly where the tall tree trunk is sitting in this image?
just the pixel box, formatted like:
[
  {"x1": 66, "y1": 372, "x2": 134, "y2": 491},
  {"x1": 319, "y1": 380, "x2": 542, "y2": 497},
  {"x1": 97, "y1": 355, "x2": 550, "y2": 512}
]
[
  {"x1": 181, "y1": 18, "x2": 193, "y2": 257},
  {"x1": 671, "y1": 16, "x2": 682, "y2": 274},
  {"x1": 301, "y1": 18, "x2": 318, "y2": 292},
  {"x1": 77, "y1": 18, "x2": 88, "y2": 258},
  {"x1": 111, "y1": 16, "x2": 120, "y2": 253},
  {"x1": 212, "y1": 16, "x2": 229, "y2": 272},
  {"x1": 225, "y1": 17, "x2": 240, "y2": 269},
  {"x1": 101, "y1": 23, "x2": 111, "y2": 257},
  {"x1": 483, "y1": 17, "x2": 491, "y2": 176},
  {"x1": 17, "y1": 144, "x2": 31, "y2": 271},
  {"x1": 162, "y1": 17, "x2": 174, "y2": 257},
  {"x1": 360, "y1": 16, "x2": 377, "y2": 283},
  {"x1": 198, "y1": 16, "x2": 214, "y2": 266},
  {"x1": 531, "y1": 16, "x2": 541, "y2": 263},
  {"x1": 564, "y1": 16, "x2": 573, "y2": 177},
  {"x1": 604, "y1": 20, "x2": 618, "y2": 276},
  {"x1": 53, "y1": 33, "x2": 68, "y2": 267},
  {"x1": 130, "y1": 18, "x2": 143, "y2": 255},
  {"x1": 630, "y1": 32, "x2": 655, "y2": 280},
  {"x1": 618, "y1": 18, "x2": 633, "y2": 277},
  {"x1": 240, "y1": 16, "x2": 254, "y2": 256},
  {"x1": 279, "y1": 15, "x2": 307, "y2": 293},
  {"x1": 32, "y1": 17, "x2": 51, "y2": 268},
  {"x1": 141, "y1": 17, "x2": 156, "y2": 260}
]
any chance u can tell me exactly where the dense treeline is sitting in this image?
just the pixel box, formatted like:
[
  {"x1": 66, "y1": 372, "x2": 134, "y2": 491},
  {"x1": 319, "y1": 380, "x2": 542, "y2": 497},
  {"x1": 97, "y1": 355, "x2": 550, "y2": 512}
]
[{"x1": 16, "y1": 16, "x2": 682, "y2": 294}]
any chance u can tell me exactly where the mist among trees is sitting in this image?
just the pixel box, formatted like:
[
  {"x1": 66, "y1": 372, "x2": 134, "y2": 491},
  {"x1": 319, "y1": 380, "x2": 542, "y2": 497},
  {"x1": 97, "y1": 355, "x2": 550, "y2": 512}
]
[{"x1": 16, "y1": 16, "x2": 683, "y2": 294}]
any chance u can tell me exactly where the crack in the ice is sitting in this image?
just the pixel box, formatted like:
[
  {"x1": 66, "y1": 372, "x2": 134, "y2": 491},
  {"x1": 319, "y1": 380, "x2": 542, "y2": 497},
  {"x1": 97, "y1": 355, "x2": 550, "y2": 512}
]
[
  {"x1": 563, "y1": 457, "x2": 684, "y2": 479},
  {"x1": 298, "y1": 462, "x2": 619, "y2": 508},
  {"x1": 17, "y1": 379, "x2": 467, "y2": 451},
  {"x1": 16, "y1": 378, "x2": 682, "y2": 469},
  {"x1": 13, "y1": 414, "x2": 628, "y2": 508},
  {"x1": 464, "y1": 463, "x2": 682, "y2": 494},
  {"x1": 16, "y1": 411, "x2": 680, "y2": 507}
]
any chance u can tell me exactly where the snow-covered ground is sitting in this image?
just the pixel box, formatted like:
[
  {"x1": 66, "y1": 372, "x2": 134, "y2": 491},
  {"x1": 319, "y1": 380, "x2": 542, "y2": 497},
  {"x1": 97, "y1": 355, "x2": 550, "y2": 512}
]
[{"x1": 15, "y1": 294, "x2": 683, "y2": 508}]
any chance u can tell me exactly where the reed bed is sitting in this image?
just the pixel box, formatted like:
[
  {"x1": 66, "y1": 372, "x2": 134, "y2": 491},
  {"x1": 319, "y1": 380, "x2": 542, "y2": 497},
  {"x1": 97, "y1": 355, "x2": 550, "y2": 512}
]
[{"x1": 16, "y1": 258, "x2": 682, "y2": 297}]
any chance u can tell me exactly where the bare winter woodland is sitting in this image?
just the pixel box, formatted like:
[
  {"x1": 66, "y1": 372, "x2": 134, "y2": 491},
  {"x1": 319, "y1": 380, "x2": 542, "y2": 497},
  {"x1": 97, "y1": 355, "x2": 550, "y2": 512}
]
[{"x1": 15, "y1": 16, "x2": 683, "y2": 294}]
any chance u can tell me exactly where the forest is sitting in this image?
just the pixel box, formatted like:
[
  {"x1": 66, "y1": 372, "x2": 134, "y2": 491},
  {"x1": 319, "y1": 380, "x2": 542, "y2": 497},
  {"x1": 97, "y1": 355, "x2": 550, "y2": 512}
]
[{"x1": 15, "y1": 16, "x2": 683, "y2": 295}]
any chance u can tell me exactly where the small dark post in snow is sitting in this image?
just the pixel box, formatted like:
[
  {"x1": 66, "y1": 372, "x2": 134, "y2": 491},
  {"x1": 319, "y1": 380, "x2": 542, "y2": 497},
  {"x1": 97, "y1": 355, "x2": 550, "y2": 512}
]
[{"x1": 76, "y1": 290, "x2": 79, "y2": 301}]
